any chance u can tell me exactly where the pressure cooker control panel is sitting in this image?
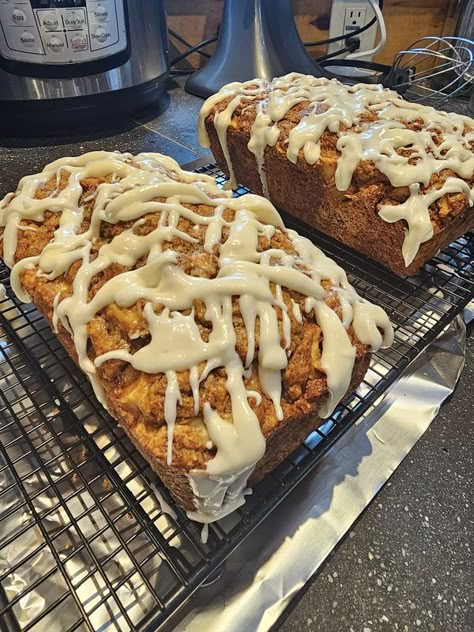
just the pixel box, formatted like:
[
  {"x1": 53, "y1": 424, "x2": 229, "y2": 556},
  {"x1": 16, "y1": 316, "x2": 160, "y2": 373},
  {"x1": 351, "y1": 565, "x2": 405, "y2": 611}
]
[{"x1": 0, "y1": 0, "x2": 127, "y2": 64}]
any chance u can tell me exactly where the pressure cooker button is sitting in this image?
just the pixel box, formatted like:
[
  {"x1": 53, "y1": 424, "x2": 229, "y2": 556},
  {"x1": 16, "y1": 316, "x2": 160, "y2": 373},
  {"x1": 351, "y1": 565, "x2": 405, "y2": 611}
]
[
  {"x1": 40, "y1": 12, "x2": 60, "y2": 31},
  {"x1": 63, "y1": 9, "x2": 86, "y2": 30},
  {"x1": 69, "y1": 33, "x2": 88, "y2": 51},
  {"x1": 19, "y1": 31, "x2": 36, "y2": 48},
  {"x1": 93, "y1": 4, "x2": 108, "y2": 22},
  {"x1": 92, "y1": 26, "x2": 110, "y2": 45},
  {"x1": 11, "y1": 9, "x2": 27, "y2": 25},
  {"x1": 45, "y1": 34, "x2": 65, "y2": 53}
]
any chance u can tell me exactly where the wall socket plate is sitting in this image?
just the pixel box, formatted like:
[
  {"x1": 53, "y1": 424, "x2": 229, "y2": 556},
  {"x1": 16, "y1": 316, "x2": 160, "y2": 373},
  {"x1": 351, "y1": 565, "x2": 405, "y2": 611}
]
[
  {"x1": 328, "y1": 0, "x2": 378, "y2": 73},
  {"x1": 344, "y1": 7, "x2": 367, "y2": 33}
]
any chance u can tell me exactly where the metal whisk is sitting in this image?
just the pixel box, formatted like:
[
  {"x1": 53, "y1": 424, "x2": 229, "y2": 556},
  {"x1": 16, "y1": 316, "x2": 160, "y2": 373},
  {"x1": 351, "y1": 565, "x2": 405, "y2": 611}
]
[{"x1": 390, "y1": 36, "x2": 474, "y2": 106}]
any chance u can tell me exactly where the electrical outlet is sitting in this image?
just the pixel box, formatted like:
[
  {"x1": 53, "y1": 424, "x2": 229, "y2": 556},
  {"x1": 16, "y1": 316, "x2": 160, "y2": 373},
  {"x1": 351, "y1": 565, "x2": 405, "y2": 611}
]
[
  {"x1": 344, "y1": 7, "x2": 367, "y2": 33},
  {"x1": 327, "y1": 0, "x2": 378, "y2": 74}
]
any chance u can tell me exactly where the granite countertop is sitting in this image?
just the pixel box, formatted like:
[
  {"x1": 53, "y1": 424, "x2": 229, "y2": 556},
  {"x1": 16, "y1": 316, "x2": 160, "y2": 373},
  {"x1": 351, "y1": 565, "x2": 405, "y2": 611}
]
[{"x1": 0, "y1": 78, "x2": 472, "y2": 632}]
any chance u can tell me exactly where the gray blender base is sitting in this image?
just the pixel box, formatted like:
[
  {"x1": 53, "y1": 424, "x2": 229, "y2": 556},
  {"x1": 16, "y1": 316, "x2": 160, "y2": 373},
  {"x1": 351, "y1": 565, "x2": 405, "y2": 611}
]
[{"x1": 185, "y1": 0, "x2": 329, "y2": 98}]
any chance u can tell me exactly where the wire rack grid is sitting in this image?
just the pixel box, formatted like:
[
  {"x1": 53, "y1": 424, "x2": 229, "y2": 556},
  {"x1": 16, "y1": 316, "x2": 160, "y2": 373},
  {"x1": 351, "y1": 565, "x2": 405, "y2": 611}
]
[{"x1": 0, "y1": 162, "x2": 473, "y2": 632}]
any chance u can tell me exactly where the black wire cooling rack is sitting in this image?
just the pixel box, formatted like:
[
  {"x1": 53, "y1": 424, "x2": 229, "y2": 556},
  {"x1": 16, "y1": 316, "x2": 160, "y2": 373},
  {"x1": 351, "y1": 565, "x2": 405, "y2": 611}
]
[{"x1": 0, "y1": 161, "x2": 473, "y2": 632}]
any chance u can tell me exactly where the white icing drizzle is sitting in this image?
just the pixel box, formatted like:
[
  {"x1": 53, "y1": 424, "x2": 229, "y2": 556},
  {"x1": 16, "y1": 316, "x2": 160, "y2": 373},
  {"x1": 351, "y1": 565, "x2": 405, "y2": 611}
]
[
  {"x1": 187, "y1": 466, "x2": 254, "y2": 523},
  {"x1": 291, "y1": 299, "x2": 303, "y2": 323},
  {"x1": 16, "y1": 223, "x2": 38, "y2": 232},
  {"x1": 379, "y1": 178, "x2": 473, "y2": 265},
  {"x1": 199, "y1": 73, "x2": 474, "y2": 267},
  {"x1": 201, "y1": 523, "x2": 209, "y2": 544},
  {"x1": 52, "y1": 292, "x2": 60, "y2": 333},
  {"x1": 0, "y1": 150, "x2": 393, "y2": 523}
]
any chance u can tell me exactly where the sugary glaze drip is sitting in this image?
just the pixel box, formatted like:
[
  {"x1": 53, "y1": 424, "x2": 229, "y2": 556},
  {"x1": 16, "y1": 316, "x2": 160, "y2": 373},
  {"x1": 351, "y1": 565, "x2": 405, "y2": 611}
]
[
  {"x1": 199, "y1": 73, "x2": 474, "y2": 268},
  {"x1": 0, "y1": 151, "x2": 393, "y2": 522}
]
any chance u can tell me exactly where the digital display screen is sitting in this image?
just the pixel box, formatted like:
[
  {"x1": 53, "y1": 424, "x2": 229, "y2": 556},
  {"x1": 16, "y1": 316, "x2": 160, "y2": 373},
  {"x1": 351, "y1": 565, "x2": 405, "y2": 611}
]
[{"x1": 30, "y1": 0, "x2": 86, "y2": 8}]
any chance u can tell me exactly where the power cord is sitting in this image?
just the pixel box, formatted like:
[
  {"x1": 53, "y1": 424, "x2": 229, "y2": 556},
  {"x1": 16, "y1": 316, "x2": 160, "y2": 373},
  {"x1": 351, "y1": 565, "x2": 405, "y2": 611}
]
[
  {"x1": 345, "y1": 0, "x2": 385, "y2": 60},
  {"x1": 168, "y1": 28, "x2": 212, "y2": 60},
  {"x1": 304, "y1": 15, "x2": 375, "y2": 48},
  {"x1": 169, "y1": 35, "x2": 218, "y2": 68},
  {"x1": 316, "y1": 38, "x2": 360, "y2": 63},
  {"x1": 303, "y1": 0, "x2": 383, "y2": 49},
  {"x1": 321, "y1": 58, "x2": 411, "y2": 90},
  {"x1": 170, "y1": 68, "x2": 196, "y2": 77},
  {"x1": 311, "y1": 0, "x2": 387, "y2": 81}
]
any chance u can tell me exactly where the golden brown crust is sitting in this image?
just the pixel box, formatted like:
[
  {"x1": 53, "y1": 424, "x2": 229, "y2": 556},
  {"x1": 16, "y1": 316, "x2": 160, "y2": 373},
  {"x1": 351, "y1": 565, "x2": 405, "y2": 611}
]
[
  {"x1": 205, "y1": 99, "x2": 474, "y2": 276},
  {"x1": 129, "y1": 349, "x2": 371, "y2": 512},
  {"x1": 1, "y1": 168, "x2": 373, "y2": 514}
]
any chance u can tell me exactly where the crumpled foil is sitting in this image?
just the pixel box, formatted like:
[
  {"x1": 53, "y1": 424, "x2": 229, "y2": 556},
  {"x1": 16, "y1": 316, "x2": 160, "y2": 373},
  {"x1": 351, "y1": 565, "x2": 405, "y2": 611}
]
[
  {"x1": 169, "y1": 313, "x2": 468, "y2": 632},
  {"x1": 0, "y1": 293, "x2": 469, "y2": 632}
]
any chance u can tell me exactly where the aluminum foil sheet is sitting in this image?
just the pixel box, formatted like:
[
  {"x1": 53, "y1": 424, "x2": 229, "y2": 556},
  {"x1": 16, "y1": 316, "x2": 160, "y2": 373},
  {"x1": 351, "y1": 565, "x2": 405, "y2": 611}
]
[
  {"x1": 170, "y1": 314, "x2": 468, "y2": 632},
  {"x1": 0, "y1": 289, "x2": 469, "y2": 632}
]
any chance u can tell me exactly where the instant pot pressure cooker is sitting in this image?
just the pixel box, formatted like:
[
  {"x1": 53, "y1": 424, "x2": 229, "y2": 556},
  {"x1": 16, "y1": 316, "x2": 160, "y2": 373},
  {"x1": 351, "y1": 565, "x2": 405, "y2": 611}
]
[{"x1": 0, "y1": 0, "x2": 169, "y2": 130}]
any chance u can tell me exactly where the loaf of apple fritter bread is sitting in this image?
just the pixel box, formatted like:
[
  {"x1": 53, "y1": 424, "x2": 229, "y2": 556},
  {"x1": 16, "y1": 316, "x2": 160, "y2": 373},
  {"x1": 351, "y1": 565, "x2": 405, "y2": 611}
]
[
  {"x1": 0, "y1": 151, "x2": 393, "y2": 522},
  {"x1": 199, "y1": 73, "x2": 474, "y2": 276}
]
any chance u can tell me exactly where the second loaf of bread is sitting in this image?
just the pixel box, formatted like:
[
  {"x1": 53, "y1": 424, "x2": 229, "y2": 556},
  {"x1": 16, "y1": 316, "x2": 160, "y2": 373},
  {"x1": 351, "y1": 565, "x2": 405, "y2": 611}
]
[{"x1": 199, "y1": 73, "x2": 474, "y2": 276}]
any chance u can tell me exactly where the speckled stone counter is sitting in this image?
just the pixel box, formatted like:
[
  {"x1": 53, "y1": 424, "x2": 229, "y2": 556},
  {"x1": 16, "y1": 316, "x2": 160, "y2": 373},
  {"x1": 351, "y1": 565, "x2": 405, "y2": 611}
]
[
  {"x1": 276, "y1": 335, "x2": 473, "y2": 632},
  {"x1": 0, "y1": 77, "x2": 472, "y2": 632}
]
